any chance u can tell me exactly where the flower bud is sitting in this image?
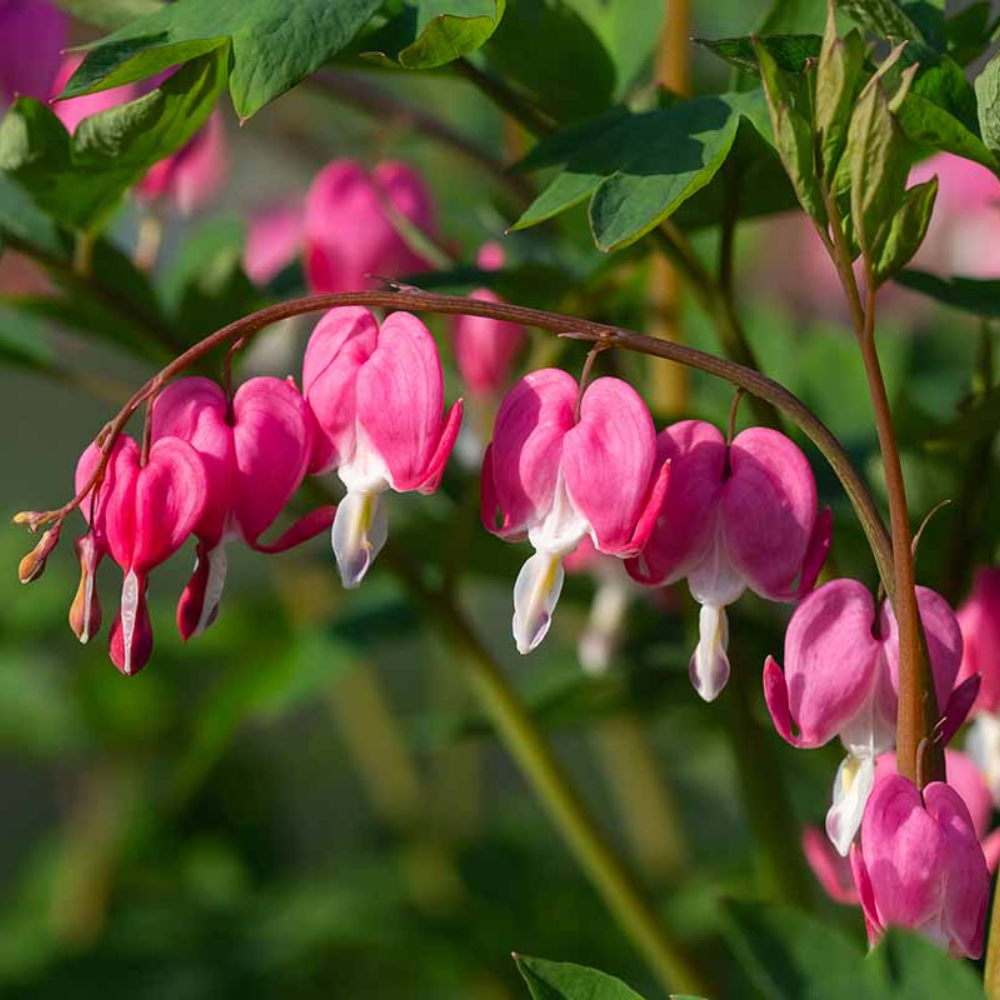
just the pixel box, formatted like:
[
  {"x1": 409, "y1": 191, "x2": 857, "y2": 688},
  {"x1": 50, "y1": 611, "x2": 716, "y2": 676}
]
[
  {"x1": 18, "y1": 526, "x2": 60, "y2": 584},
  {"x1": 68, "y1": 534, "x2": 103, "y2": 644}
]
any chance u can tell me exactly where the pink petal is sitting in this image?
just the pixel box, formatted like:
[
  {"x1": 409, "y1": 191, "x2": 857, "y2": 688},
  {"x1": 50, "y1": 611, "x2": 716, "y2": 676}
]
[
  {"x1": 152, "y1": 376, "x2": 234, "y2": 547},
  {"x1": 374, "y1": 160, "x2": 436, "y2": 238},
  {"x1": 482, "y1": 368, "x2": 577, "y2": 538},
  {"x1": 850, "y1": 844, "x2": 883, "y2": 944},
  {"x1": 244, "y1": 201, "x2": 305, "y2": 285},
  {"x1": 625, "y1": 420, "x2": 726, "y2": 586},
  {"x1": 75, "y1": 435, "x2": 141, "y2": 551},
  {"x1": 723, "y1": 427, "x2": 821, "y2": 601},
  {"x1": 51, "y1": 55, "x2": 139, "y2": 134},
  {"x1": 802, "y1": 827, "x2": 859, "y2": 905},
  {"x1": 109, "y1": 570, "x2": 153, "y2": 676},
  {"x1": 0, "y1": 0, "x2": 66, "y2": 102},
  {"x1": 302, "y1": 307, "x2": 379, "y2": 474},
  {"x1": 417, "y1": 399, "x2": 464, "y2": 494},
  {"x1": 452, "y1": 288, "x2": 527, "y2": 395},
  {"x1": 766, "y1": 579, "x2": 882, "y2": 747},
  {"x1": 936, "y1": 673, "x2": 981, "y2": 749},
  {"x1": 232, "y1": 376, "x2": 312, "y2": 543},
  {"x1": 561, "y1": 377, "x2": 658, "y2": 556},
  {"x1": 250, "y1": 505, "x2": 337, "y2": 554},
  {"x1": 796, "y1": 505, "x2": 833, "y2": 599},
  {"x1": 477, "y1": 240, "x2": 505, "y2": 271},
  {"x1": 956, "y1": 566, "x2": 1000, "y2": 714}
]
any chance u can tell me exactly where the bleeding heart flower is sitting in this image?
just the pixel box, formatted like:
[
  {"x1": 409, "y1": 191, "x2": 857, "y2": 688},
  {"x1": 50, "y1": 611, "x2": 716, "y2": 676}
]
[
  {"x1": 763, "y1": 578, "x2": 963, "y2": 855},
  {"x1": 76, "y1": 434, "x2": 207, "y2": 675},
  {"x1": 482, "y1": 369, "x2": 670, "y2": 655},
  {"x1": 50, "y1": 55, "x2": 140, "y2": 134},
  {"x1": 303, "y1": 307, "x2": 463, "y2": 588},
  {"x1": 851, "y1": 772, "x2": 989, "y2": 958},
  {"x1": 956, "y1": 567, "x2": 1000, "y2": 715},
  {"x1": 152, "y1": 375, "x2": 320, "y2": 639},
  {"x1": 0, "y1": 0, "x2": 66, "y2": 103},
  {"x1": 244, "y1": 201, "x2": 305, "y2": 285},
  {"x1": 136, "y1": 110, "x2": 227, "y2": 215},
  {"x1": 304, "y1": 160, "x2": 436, "y2": 293},
  {"x1": 626, "y1": 420, "x2": 831, "y2": 702}
]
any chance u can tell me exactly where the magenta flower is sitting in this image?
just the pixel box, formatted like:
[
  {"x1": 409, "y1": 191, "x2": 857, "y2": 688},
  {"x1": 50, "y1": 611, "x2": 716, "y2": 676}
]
[
  {"x1": 452, "y1": 242, "x2": 527, "y2": 397},
  {"x1": 626, "y1": 420, "x2": 830, "y2": 702},
  {"x1": 304, "y1": 160, "x2": 436, "y2": 293},
  {"x1": 244, "y1": 202, "x2": 305, "y2": 285},
  {"x1": 303, "y1": 307, "x2": 463, "y2": 588},
  {"x1": 50, "y1": 55, "x2": 140, "y2": 134},
  {"x1": 482, "y1": 369, "x2": 670, "y2": 654},
  {"x1": 0, "y1": 0, "x2": 66, "y2": 103},
  {"x1": 851, "y1": 773, "x2": 989, "y2": 958},
  {"x1": 76, "y1": 435, "x2": 207, "y2": 675},
  {"x1": 152, "y1": 375, "x2": 318, "y2": 639},
  {"x1": 136, "y1": 110, "x2": 227, "y2": 216},
  {"x1": 764, "y1": 578, "x2": 963, "y2": 854}
]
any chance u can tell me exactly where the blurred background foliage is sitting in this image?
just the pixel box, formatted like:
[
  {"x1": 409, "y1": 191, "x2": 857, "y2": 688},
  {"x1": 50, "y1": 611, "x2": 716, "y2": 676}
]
[{"x1": 1, "y1": 0, "x2": 1000, "y2": 997}]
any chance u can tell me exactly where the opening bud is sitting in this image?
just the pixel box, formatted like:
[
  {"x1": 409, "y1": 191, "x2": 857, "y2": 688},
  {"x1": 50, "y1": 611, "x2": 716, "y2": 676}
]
[
  {"x1": 69, "y1": 534, "x2": 103, "y2": 643},
  {"x1": 18, "y1": 526, "x2": 61, "y2": 584}
]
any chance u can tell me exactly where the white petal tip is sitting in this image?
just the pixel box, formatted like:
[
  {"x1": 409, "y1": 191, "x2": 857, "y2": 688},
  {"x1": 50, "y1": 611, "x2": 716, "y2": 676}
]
[
  {"x1": 512, "y1": 552, "x2": 564, "y2": 656},
  {"x1": 826, "y1": 754, "x2": 876, "y2": 856},
  {"x1": 689, "y1": 604, "x2": 731, "y2": 702},
  {"x1": 331, "y1": 491, "x2": 387, "y2": 591}
]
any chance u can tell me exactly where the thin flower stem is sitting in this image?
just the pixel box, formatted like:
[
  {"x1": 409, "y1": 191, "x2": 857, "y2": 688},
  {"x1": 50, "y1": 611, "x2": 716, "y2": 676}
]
[
  {"x1": 18, "y1": 288, "x2": 894, "y2": 598},
  {"x1": 453, "y1": 59, "x2": 556, "y2": 138},
  {"x1": 985, "y1": 871, "x2": 1000, "y2": 998}
]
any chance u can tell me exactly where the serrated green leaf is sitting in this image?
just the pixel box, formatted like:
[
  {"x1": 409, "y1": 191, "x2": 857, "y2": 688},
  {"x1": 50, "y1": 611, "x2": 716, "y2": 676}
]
[
  {"x1": 868, "y1": 928, "x2": 984, "y2": 998},
  {"x1": 835, "y1": 0, "x2": 924, "y2": 42},
  {"x1": 514, "y1": 955, "x2": 649, "y2": 1000},
  {"x1": 695, "y1": 34, "x2": 821, "y2": 76},
  {"x1": 60, "y1": 0, "x2": 383, "y2": 120},
  {"x1": 975, "y1": 50, "x2": 1000, "y2": 161},
  {"x1": 871, "y1": 176, "x2": 937, "y2": 285},
  {"x1": 1, "y1": 52, "x2": 225, "y2": 231},
  {"x1": 894, "y1": 268, "x2": 1000, "y2": 318},
  {"x1": 362, "y1": 1, "x2": 505, "y2": 70}
]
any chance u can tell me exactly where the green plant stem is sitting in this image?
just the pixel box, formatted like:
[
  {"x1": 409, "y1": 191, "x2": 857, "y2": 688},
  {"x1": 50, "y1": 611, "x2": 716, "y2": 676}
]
[
  {"x1": 383, "y1": 543, "x2": 709, "y2": 997},
  {"x1": 986, "y1": 872, "x2": 1000, "y2": 999},
  {"x1": 453, "y1": 58, "x2": 556, "y2": 137}
]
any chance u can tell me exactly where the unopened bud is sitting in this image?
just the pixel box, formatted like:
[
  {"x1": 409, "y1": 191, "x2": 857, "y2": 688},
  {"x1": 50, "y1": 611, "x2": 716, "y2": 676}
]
[
  {"x1": 12, "y1": 510, "x2": 42, "y2": 527},
  {"x1": 18, "y1": 526, "x2": 61, "y2": 584},
  {"x1": 69, "y1": 535, "x2": 103, "y2": 644}
]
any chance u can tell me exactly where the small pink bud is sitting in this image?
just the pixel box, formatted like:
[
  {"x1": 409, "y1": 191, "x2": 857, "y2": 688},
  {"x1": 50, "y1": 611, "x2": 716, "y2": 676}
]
[{"x1": 18, "y1": 525, "x2": 60, "y2": 583}]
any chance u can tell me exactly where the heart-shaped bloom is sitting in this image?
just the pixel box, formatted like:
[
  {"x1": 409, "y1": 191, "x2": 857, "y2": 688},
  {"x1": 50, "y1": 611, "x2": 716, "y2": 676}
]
[
  {"x1": 152, "y1": 375, "x2": 320, "y2": 639},
  {"x1": 482, "y1": 369, "x2": 670, "y2": 655},
  {"x1": 956, "y1": 567, "x2": 1000, "y2": 715},
  {"x1": 76, "y1": 434, "x2": 207, "y2": 675},
  {"x1": 452, "y1": 242, "x2": 526, "y2": 397},
  {"x1": 304, "y1": 160, "x2": 435, "y2": 293},
  {"x1": 136, "y1": 110, "x2": 227, "y2": 215},
  {"x1": 304, "y1": 307, "x2": 463, "y2": 588},
  {"x1": 0, "y1": 0, "x2": 66, "y2": 103},
  {"x1": 626, "y1": 420, "x2": 831, "y2": 702},
  {"x1": 851, "y1": 773, "x2": 989, "y2": 958},
  {"x1": 763, "y1": 578, "x2": 963, "y2": 854},
  {"x1": 244, "y1": 202, "x2": 305, "y2": 285}
]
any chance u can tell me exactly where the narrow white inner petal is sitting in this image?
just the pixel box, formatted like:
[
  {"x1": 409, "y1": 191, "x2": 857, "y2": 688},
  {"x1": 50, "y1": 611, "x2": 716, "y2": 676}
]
[
  {"x1": 826, "y1": 753, "x2": 876, "y2": 856},
  {"x1": 80, "y1": 567, "x2": 96, "y2": 645},
  {"x1": 687, "y1": 513, "x2": 746, "y2": 608},
  {"x1": 338, "y1": 422, "x2": 392, "y2": 495},
  {"x1": 332, "y1": 489, "x2": 389, "y2": 589},
  {"x1": 966, "y1": 713, "x2": 1000, "y2": 808},
  {"x1": 513, "y1": 551, "x2": 565, "y2": 655},
  {"x1": 840, "y1": 670, "x2": 895, "y2": 760},
  {"x1": 689, "y1": 603, "x2": 731, "y2": 702},
  {"x1": 194, "y1": 543, "x2": 229, "y2": 638},
  {"x1": 579, "y1": 577, "x2": 630, "y2": 675},
  {"x1": 120, "y1": 568, "x2": 140, "y2": 676},
  {"x1": 527, "y1": 469, "x2": 588, "y2": 557}
]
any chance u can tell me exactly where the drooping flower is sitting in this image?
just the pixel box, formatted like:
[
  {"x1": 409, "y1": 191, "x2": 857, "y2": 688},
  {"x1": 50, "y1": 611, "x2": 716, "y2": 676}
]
[
  {"x1": 152, "y1": 376, "x2": 320, "y2": 639},
  {"x1": 244, "y1": 202, "x2": 305, "y2": 286},
  {"x1": 851, "y1": 773, "x2": 989, "y2": 958},
  {"x1": 0, "y1": 0, "x2": 66, "y2": 103},
  {"x1": 75, "y1": 434, "x2": 207, "y2": 675},
  {"x1": 304, "y1": 160, "x2": 436, "y2": 293},
  {"x1": 303, "y1": 307, "x2": 463, "y2": 588},
  {"x1": 482, "y1": 369, "x2": 670, "y2": 655},
  {"x1": 763, "y1": 578, "x2": 963, "y2": 854},
  {"x1": 452, "y1": 242, "x2": 527, "y2": 397},
  {"x1": 626, "y1": 420, "x2": 831, "y2": 702}
]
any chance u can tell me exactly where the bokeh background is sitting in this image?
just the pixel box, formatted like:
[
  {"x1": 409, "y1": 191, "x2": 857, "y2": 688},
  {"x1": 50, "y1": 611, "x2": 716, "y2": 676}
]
[{"x1": 2, "y1": 1, "x2": 999, "y2": 997}]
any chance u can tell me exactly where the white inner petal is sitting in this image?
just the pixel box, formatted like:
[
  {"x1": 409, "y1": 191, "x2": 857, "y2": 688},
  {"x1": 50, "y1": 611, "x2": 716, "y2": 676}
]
[
  {"x1": 120, "y1": 568, "x2": 140, "y2": 676},
  {"x1": 332, "y1": 489, "x2": 389, "y2": 589},
  {"x1": 513, "y1": 551, "x2": 565, "y2": 655},
  {"x1": 339, "y1": 421, "x2": 392, "y2": 495},
  {"x1": 839, "y1": 665, "x2": 895, "y2": 760},
  {"x1": 194, "y1": 543, "x2": 229, "y2": 638},
  {"x1": 688, "y1": 603, "x2": 731, "y2": 702},
  {"x1": 526, "y1": 469, "x2": 589, "y2": 557},
  {"x1": 826, "y1": 753, "x2": 876, "y2": 856},
  {"x1": 79, "y1": 565, "x2": 96, "y2": 645},
  {"x1": 687, "y1": 513, "x2": 746, "y2": 608}
]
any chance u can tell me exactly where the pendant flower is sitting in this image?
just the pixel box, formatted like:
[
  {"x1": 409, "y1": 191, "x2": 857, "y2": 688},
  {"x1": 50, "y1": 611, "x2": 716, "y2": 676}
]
[
  {"x1": 482, "y1": 369, "x2": 670, "y2": 655},
  {"x1": 626, "y1": 420, "x2": 831, "y2": 702},
  {"x1": 763, "y1": 578, "x2": 963, "y2": 854},
  {"x1": 75, "y1": 434, "x2": 207, "y2": 675},
  {"x1": 152, "y1": 375, "x2": 320, "y2": 639},
  {"x1": 303, "y1": 307, "x2": 463, "y2": 588},
  {"x1": 851, "y1": 773, "x2": 989, "y2": 958}
]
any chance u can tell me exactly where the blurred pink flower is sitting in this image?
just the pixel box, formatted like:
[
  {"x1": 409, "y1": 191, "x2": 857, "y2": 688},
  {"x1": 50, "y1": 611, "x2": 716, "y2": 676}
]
[
  {"x1": 244, "y1": 202, "x2": 305, "y2": 285},
  {"x1": 50, "y1": 55, "x2": 140, "y2": 134},
  {"x1": 0, "y1": 0, "x2": 66, "y2": 103}
]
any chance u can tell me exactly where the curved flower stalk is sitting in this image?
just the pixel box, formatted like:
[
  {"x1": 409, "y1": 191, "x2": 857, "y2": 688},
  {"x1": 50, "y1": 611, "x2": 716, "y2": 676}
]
[
  {"x1": 304, "y1": 160, "x2": 436, "y2": 293},
  {"x1": 805, "y1": 749, "x2": 1000, "y2": 906},
  {"x1": 851, "y1": 772, "x2": 990, "y2": 958},
  {"x1": 0, "y1": 0, "x2": 66, "y2": 104},
  {"x1": 763, "y1": 578, "x2": 963, "y2": 854},
  {"x1": 75, "y1": 435, "x2": 207, "y2": 675},
  {"x1": 626, "y1": 420, "x2": 831, "y2": 702},
  {"x1": 482, "y1": 369, "x2": 669, "y2": 655},
  {"x1": 303, "y1": 307, "x2": 463, "y2": 588},
  {"x1": 152, "y1": 375, "x2": 322, "y2": 639}
]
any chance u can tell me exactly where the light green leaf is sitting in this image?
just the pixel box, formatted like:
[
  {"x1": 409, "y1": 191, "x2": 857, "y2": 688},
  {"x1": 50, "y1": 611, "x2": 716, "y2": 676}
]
[
  {"x1": 695, "y1": 34, "x2": 822, "y2": 76},
  {"x1": 871, "y1": 176, "x2": 937, "y2": 285},
  {"x1": 50, "y1": 0, "x2": 161, "y2": 32},
  {"x1": 835, "y1": 0, "x2": 924, "y2": 42},
  {"x1": 975, "y1": 50, "x2": 1000, "y2": 161},
  {"x1": 514, "y1": 955, "x2": 650, "y2": 1000},
  {"x1": 60, "y1": 0, "x2": 383, "y2": 120},
  {"x1": 1, "y1": 52, "x2": 225, "y2": 231},
  {"x1": 816, "y1": 13, "x2": 867, "y2": 177}
]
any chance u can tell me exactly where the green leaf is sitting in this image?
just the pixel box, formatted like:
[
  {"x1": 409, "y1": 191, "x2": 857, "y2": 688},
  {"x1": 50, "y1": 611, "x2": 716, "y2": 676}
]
[
  {"x1": 362, "y1": 1, "x2": 505, "y2": 70},
  {"x1": 723, "y1": 901, "x2": 879, "y2": 1000},
  {"x1": 0, "y1": 172, "x2": 70, "y2": 262},
  {"x1": 758, "y1": 0, "x2": 828, "y2": 34},
  {"x1": 514, "y1": 955, "x2": 650, "y2": 1000},
  {"x1": 835, "y1": 0, "x2": 925, "y2": 42},
  {"x1": 894, "y1": 268, "x2": 1000, "y2": 318},
  {"x1": 944, "y1": 1, "x2": 994, "y2": 65},
  {"x1": 50, "y1": 0, "x2": 161, "y2": 32},
  {"x1": 484, "y1": 0, "x2": 616, "y2": 122},
  {"x1": 695, "y1": 34, "x2": 821, "y2": 76},
  {"x1": 1, "y1": 52, "x2": 225, "y2": 231},
  {"x1": 871, "y1": 176, "x2": 937, "y2": 285},
  {"x1": 975, "y1": 50, "x2": 1000, "y2": 162},
  {"x1": 868, "y1": 928, "x2": 984, "y2": 999},
  {"x1": 0, "y1": 304, "x2": 60, "y2": 374},
  {"x1": 816, "y1": 13, "x2": 867, "y2": 177},
  {"x1": 60, "y1": 0, "x2": 383, "y2": 120}
]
